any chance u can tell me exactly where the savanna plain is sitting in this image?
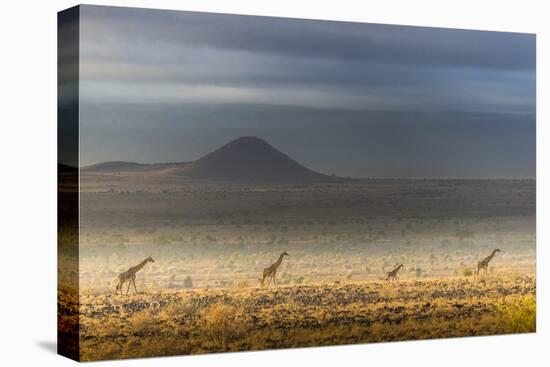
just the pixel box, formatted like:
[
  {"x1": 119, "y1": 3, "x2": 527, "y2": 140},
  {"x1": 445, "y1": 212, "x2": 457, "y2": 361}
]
[{"x1": 59, "y1": 175, "x2": 535, "y2": 360}]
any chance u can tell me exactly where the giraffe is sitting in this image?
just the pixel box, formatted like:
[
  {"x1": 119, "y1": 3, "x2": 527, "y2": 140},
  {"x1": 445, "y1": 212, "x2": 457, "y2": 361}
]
[
  {"x1": 115, "y1": 256, "x2": 155, "y2": 295},
  {"x1": 386, "y1": 264, "x2": 404, "y2": 282},
  {"x1": 475, "y1": 248, "x2": 501, "y2": 278},
  {"x1": 259, "y1": 252, "x2": 289, "y2": 288}
]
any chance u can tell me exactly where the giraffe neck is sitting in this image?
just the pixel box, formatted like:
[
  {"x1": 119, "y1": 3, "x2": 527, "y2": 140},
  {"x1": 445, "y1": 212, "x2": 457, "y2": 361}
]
[
  {"x1": 130, "y1": 259, "x2": 149, "y2": 274},
  {"x1": 273, "y1": 254, "x2": 284, "y2": 269},
  {"x1": 485, "y1": 250, "x2": 498, "y2": 263}
]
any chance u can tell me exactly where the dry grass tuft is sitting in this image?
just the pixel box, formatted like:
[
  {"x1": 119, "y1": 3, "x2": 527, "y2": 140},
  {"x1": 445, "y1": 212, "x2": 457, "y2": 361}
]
[{"x1": 200, "y1": 302, "x2": 251, "y2": 349}]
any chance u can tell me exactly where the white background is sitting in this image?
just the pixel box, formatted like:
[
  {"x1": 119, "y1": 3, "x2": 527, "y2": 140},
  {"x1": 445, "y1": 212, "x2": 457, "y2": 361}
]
[{"x1": 0, "y1": 0, "x2": 547, "y2": 365}]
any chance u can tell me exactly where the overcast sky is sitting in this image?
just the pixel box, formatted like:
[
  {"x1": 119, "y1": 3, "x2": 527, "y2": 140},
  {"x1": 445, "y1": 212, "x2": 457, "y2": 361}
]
[{"x1": 77, "y1": 5, "x2": 535, "y2": 177}]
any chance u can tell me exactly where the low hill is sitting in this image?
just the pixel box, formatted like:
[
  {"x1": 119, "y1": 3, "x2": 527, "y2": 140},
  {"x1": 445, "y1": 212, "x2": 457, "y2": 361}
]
[
  {"x1": 82, "y1": 136, "x2": 335, "y2": 183},
  {"x1": 182, "y1": 136, "x2": 332, "y2": 182}
]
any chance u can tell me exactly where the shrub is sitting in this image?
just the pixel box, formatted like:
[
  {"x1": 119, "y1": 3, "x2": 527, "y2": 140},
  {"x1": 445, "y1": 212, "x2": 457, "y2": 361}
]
[
  {"x1": 200, "y1": 303, "x2": 250, "y2": 349},
  {"x1": 183, "y1": 275, "x2": 193, "y2": 289},
  {"x1": 499, "y1": 295, "x2": 536, "y2": 333},
  {"x1": 462, "y1": 268, "x2": 473, "y2": 277},
  {"x1": 129, "y1": 310, "x2": 157, "y2": 334}
]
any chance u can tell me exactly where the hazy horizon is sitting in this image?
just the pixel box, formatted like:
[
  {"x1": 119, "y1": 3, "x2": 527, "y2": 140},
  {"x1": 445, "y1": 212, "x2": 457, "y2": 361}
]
[{"x1": 70, "y1": 5, "x2": 535, "y2": 178}]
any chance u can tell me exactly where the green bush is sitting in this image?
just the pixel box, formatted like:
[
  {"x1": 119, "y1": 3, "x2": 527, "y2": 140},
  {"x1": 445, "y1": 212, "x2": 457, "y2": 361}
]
[
  {"x1": 183, "y1": 275, "x2": 193, "y2": 289},
  {"x1": 499, "y1": 295, "x2": 536, "y2": 333}
]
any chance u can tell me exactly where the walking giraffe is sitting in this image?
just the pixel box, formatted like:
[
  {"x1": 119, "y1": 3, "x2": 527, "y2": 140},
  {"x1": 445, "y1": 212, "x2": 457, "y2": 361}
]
[
  {"x1": 259, "y1": 252, "x2": 289, "y2": 288},
  {"x1": 386, "y1": 264, "x2": 404, "y2": 282},
  {"x1": 115, "y1": 256, "x2": 155, "y2": 295},
  {"x1": 475, "y1": 248, "x2": 501, "y2": 278}
]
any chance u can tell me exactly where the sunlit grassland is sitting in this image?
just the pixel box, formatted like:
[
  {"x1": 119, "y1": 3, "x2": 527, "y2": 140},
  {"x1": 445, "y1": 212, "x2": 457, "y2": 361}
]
[{"x1": 68, "y1": 275, "x2": 535, "y2": 361}]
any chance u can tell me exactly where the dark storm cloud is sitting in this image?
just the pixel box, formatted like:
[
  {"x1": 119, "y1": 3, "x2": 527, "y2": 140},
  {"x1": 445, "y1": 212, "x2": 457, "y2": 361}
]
[
  {"x1": 79, "y1": 5, "x2": 535, "y2": 112},
  {"x1": 77, "y1": 5, "x2": 536, "y2": 177},
  {"x1": 81, "y1": 5, "x2": 535, "y2": 71}
]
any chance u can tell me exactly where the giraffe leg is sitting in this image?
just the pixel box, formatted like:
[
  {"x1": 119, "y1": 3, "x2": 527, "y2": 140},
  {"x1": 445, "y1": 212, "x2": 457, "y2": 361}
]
[
  {"x1": 126, "y1": 281, "x2": 131, "y2": 295},
  {"x1": 273, "y1": 274, "x2": 277, "y2": 287},
  {"x1": 132, "y1": 279, "x2": 138, "y2": 294}
]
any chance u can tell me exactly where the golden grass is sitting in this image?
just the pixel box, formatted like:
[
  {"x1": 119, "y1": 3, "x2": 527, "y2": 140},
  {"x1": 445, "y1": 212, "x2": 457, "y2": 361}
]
[
  {"x1": 69, "y1": 275, "x2": 535, "y2": 361},
  {"x1": 200, "y1": 302, "x2": 251, "y2": 349},
  {"x1": 497, "y1": 294, "x2": 536, "y2": 333}
]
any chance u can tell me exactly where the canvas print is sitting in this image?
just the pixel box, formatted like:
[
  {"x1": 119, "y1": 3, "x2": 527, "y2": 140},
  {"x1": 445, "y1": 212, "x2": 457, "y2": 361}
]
[{"x1": 58, "y1": 5, "x2": 536, "y2": 362}]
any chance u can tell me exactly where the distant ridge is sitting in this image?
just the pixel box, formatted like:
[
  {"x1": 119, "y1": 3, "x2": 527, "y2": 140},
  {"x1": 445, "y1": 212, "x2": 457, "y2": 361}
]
[
  {"x1": 83, "y1": 136, "x2": 335, "y2": 183},
  {"x1": 82, "y1": 161, "x2": 189, "y2": 173}
]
